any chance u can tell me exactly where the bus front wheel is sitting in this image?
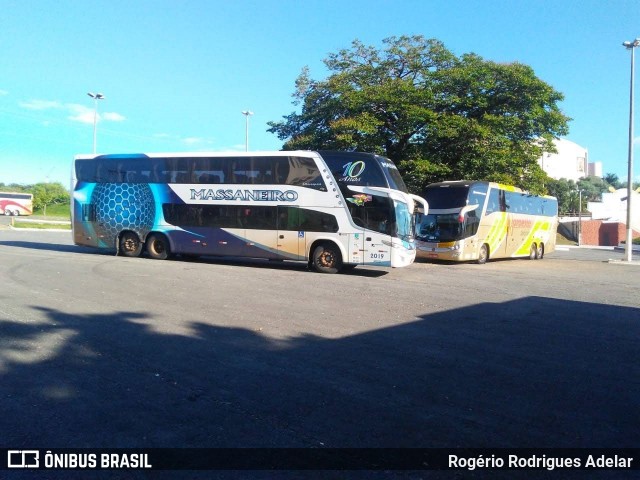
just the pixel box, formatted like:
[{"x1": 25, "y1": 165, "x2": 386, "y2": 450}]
[
  {"x1": 476, "y1": 244, "x2": 489, "y2": 264},
  {"x1": 312, "y1": 243, "x2": 343, "y2": 274},
  {"x1": 146, "y1": 233, "x2": 170, "y2": 260},
  {"x1": 119, "y1": 231, "x2": 143, "y2": 257}
]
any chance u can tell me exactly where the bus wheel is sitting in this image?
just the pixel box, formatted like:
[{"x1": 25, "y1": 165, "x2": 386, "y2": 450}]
[
  {"x1": 12, "y1": 209, "x2": 20, "y2": 216},
  {"x1": 537, "y1": 243, "x2": 544, "y2": 260},
  {"x1": 146, "y1": 233, "x2": 170, "y2": 260},
  {"x1": 312, "y1": 243, "x2": 342, "y2": 274},
  {"x1": 4, "y1": 209, "x2": 11, "y2": 216},
  {"x1": 476, "y1": 244, "x2": 489, "y2": 264},
  {"x1": 529, "y1": 243, "x2": 538, "y2": 260},
  {"x1": 119, "y1": 232, "x2": 143, "y2": 257}
]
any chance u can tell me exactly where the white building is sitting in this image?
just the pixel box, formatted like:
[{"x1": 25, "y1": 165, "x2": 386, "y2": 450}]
[
  {"x1": 538, "y1": 138, "x2": 592, "y2": 181},
  {"x1": 588, "y1": 188, "x2": 640, "y2": 232},
  {"x1": 588, "y1": 161, "x2": 603, "y2": 178}
]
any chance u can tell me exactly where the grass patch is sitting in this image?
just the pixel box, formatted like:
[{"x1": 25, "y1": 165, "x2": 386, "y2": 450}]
[
  {"x1": 32, "y1": 203, "x2": 70, "y2": 219},
  {"x1": 13, "y1": 221, "x2": 70, "y2": 230},
  {"x1": 556, "y1": 232, "x2": 576, "y2": 246},
  {"x1": 620, "y1": 238, "x2": 640, "y2": 245}
]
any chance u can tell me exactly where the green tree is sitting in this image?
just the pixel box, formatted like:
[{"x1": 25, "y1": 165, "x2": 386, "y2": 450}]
[
  {"x1": 546, "y1": 178, "x2": 576, "y2": 215},
  {"x1": 268, "y1": 35, "x2": 570, "y2": 194},
  {"x1": 546, "y1": 177, "x2": 604, "y2": 215},
  {"x1": 31, "y1": 182, "x2": 69, "y2": 215},
  {"x1": 604, "y1": 173, "x2": 623, "y2": 190},
  {"x1": 0, "y1": 183, "x2": 31, "y2": 193},
  {"x1": 577, "y1": 176, "x2": 609, "y2": 202}
]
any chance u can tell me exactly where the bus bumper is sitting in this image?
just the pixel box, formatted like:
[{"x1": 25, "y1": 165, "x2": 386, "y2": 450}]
[
  {"x1": 415, "y1": 241, "x2": 463, "y2": 261},
  {"x1": 389, "y1": 239, "x2": 416, "y2": 268}
]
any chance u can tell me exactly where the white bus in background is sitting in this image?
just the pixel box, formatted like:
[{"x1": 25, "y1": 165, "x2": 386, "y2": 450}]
[
  {"x1": 0, "y1": 192, "x2": 33, "y2": 216},
  {"x1": 71, "y1": 151, "x2": 426, "y2": 273}
]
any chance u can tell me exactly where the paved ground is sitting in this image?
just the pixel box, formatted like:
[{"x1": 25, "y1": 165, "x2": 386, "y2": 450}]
[{"x1": 0, "y1": 231, "x2": 638, "y2": 479}]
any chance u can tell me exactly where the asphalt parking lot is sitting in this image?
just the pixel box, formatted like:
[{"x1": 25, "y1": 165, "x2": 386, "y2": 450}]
[{"x1": 0, "y1": 230, "x2": 638, "y2": 478}]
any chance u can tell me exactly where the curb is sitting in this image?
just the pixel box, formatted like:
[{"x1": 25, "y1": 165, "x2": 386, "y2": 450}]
[{"x1": 7, "y1": 226, "x2": 71, "y2": 232}]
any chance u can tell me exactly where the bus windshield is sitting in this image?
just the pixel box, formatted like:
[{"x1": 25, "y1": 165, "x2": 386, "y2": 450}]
[
  {"x1": 394, "y1": 199, "x2": 413, "y2": 242},
  {"x1": 417, "y1": 213, "x2": 463, "y2": 242}
]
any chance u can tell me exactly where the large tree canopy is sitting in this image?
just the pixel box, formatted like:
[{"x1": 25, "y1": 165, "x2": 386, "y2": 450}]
[{"x1": 268, "y1": 35, "x2": 570, "y2": 194}]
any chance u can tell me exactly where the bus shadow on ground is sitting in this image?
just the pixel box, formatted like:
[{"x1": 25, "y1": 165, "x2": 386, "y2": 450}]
[
  {"x1": 184, "y1": 255, "x2": 389, "y2": 277},
  {"x1": 0, "y1": 240, "x2": 389, "y2": 277},
  {"x1": 1, "y1": 296, "x2": 638, "y2": 476},
  {"x1": 0, "y1": 240, "x2": 106, "y2": 255}
]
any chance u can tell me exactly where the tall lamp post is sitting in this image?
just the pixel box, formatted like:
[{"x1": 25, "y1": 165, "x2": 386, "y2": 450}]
[
  {"x1": 623, "y1": 38, "x2": 640, "y2": 261},
  {"x1": 578, "y1": 189, "x2": 583, "y2": 246},
  {"x1": 242, "y1": 110, "x2": 253, "y2": 152},
  {"x1": 87, "y1": 92, "x2": 105, "y2": 154}
]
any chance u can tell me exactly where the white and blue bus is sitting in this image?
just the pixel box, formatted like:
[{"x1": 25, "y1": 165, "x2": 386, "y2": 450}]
[{"x1": 71, "y1": 151, "x2": 426, "y2": 273}]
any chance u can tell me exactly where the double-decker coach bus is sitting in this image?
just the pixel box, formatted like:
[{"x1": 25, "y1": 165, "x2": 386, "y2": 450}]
[
  {"x1": 71, "y1": 151, "x2": 426, "y2": 273},
  {"x1": 415, "y1": 181, "x2": 558, "y2": 264},
  {"x1": 1, "y1": 192, "x2": 33, "y2": 216}
]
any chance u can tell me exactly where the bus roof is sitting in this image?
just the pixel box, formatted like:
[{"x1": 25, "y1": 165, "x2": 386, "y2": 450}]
[
  {"x1": 424, "y1": 180, "x2": 556, "y2": 200},
  {"x1": 74, "y1": 150, "x2": 331, "y2": 161}
]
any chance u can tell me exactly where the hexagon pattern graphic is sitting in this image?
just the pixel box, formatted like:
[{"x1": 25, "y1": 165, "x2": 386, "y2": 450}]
[{"x1": 91, "y1": 183, "x2": 156, "y2": 241}]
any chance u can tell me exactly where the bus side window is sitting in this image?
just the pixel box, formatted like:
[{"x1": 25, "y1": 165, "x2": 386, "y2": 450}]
[
  {"x1": 486, "y1": 189, "x2": 500, "y2": 214},
  {"x1": 95, "y1": 165, "x2": 104, "y2": 182}
]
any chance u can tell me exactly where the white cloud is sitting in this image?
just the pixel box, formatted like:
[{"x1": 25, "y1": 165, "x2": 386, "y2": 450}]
[
  {"x1": 0, "y1": 90, "x2": 8, "y2": 96},
  {"x1": 66, "y1": 103, "x2": 95, "y2": 124},
  {"x1": 183, "y1": 137, "x2": 206, "y2": 145},
  {"x1": 19, "y1": 98, "x2": 125, "y2": 124},
  {"x1": 20, "y1": 99, "x2": 63, "y2": 110},
  {"x1": 102, "y1": 112, "x2": 125, "y2": 122}
]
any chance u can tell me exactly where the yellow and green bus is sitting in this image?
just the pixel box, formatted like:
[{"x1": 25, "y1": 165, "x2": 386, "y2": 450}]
[{"x1": 415, "y1": 181, "x2": 558, "y2": 264}]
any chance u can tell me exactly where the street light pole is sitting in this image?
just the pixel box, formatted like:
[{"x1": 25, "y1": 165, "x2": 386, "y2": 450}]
[
  {"x1": 87, "y1": 92, "x2": 105, "y2": 155},
  {"x1": 241, "y1": 110, "x2": 253, "y2": 152},
  {"x1": 578, "y1": 189, "x2": 582, "y2": 246},
  {"x1": 623, "y1": 38, "x2": 640, "y2": 261}
]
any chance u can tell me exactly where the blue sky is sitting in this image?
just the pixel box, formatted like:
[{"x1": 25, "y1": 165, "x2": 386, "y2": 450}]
[{"x1": 1, "y1": 0, "x2": 639, "y2": 186}]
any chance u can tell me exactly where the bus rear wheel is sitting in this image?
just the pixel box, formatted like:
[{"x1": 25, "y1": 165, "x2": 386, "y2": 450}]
[
  {"x1": 312, "y1": 243, "x2": 342, "y2": 274},
  {"x1": 529, "y1": 243, "x2": 538, "y2": 260},
  {"x1": 537, "y1": 243, "x2": 544, "y2": 259},
  {"x1": 146, "y1": 233, "x2": 170, "y2": 260},
  {"x1": 476, "y1": 244, "x2": 489, "y2": 264},
  {"x1": 119, "y1": 232, "x2": 143, "y2": 257}
]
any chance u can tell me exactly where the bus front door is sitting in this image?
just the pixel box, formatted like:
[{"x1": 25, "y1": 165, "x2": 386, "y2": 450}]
[{"x1": 276, "y1": 206, "x2": 304, "y2": 261}]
